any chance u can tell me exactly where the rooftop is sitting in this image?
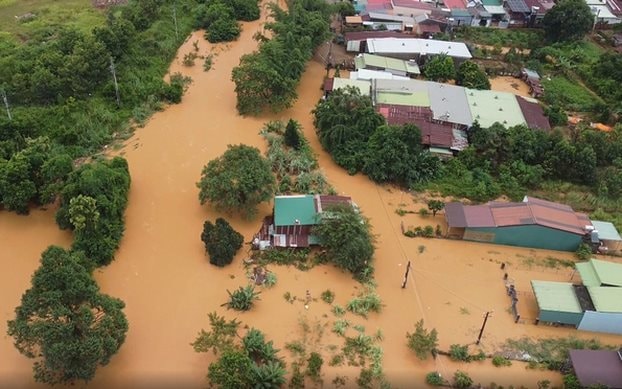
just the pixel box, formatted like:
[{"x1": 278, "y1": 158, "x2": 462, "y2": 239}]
[
  {"x1": 465, "y1": 88, "x2": 526, "y2": 128},
  {"x1": 332, "y1": 78, "x2": 372, "y2": 96},
  {"x1": 587, "y1": 286, "x2": 622, "y2": 312},
  {"x1": 569, "y1": 349, "x2": 622, "y2": 388},
  {"x1": 444, "y1": 0, "x2": 467, "y2": 8},
  {"x1": 350, "y1": 69, "x2": 411, "y2": 80},
  {"x1": 274, "y1": 195, "x2": 317, "y2": 226},
  {"x1": 576, "y1": 258, "x2": 622, "y2": 287},
  {"x1": 427, "y1": 82, "x2": 472, "y2": 126},
  {"x1": 506, "y1": 0, "x2": 530, "y2": 13},
  {"x1": 344, "y1": 31, "x2": 418, "y2": 42},
  {"x1": 516, "y1": 96, "x2": 551, "y2": 131},
  {"x1": 355, "y1": 53, "x2": 421, "y2": 74},
  {"x1": 592, "y1": 220, "x2": 622, "y2": 242},
  {"x1": 530, "y1": 280, "x2": 583, "y2": 313},
  {"x1": 366, "y1": 38, "x2": 472, "y2": 59}
]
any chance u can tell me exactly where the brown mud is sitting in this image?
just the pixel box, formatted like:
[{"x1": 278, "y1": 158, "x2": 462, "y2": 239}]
[{"x1": 1, "y1": 8, "x2": 621, "y2": 389}]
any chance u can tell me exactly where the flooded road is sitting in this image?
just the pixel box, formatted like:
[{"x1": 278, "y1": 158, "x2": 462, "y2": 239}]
[{"x1": 2, "y1": 8, "x2": 622, "y2": 389}]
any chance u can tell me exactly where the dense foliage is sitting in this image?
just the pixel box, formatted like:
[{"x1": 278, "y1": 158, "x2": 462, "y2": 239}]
[
  {"x1": 313, "y1": 204, "x2": 375, "y2": 281},
  {"x1": 313, "y1": 87, "x2": 441, "y2": 185},
  {"x1": 201, "y1": 218, "x2": 244, "y2": 266},
  {"x1": 193, "y1": 313, "x2": 286, "y2": 388},
  {"x1": 456, "y1": 61, "x2": 490, "y2": 90},
  {"x1": 197, "y1": 144, "x2": 275, "y2": 218},
  {"x1": 193, "y1": 0, "x2": 257, "y2": 43},
  {"x1": 423, "y1": 54, "x2": 456, "y2": 82},
  {"x1": 226, "y1": 285, "x2": 260, "y2": 311},
  {"x1": 406, "y1": 320, "x2": 439, "y2": 360},
  {"x1": 542, "y1": 0, "x2": 593, "y2": 43},
  {"x1": 7, "y1": 247, "x2": 128, "y2": 385},
  {"x1": 55, "y1": 157, "x2": 131, "y2": 266},
  {"x1": 232, "y1": 0, "x2": 331, "y2": 115}
]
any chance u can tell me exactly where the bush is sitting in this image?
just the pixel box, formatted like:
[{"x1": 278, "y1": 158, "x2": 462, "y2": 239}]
[
  {"x1": 492, "y1": 355, "x2": 512, "y2": 367},
  {"x1": 454, "y1": 370, "x2": 474, "y2": 388},
  {"x1": 346, "y1": 287, "x2": 382, "y2": 318},
  {"x1": 306, "y1": 352, "x2": 323, "y2": 379},
  {"x1": 226, "y1": 285, "x2": 260, "y2": 311},
  {"x1": 575, "y1": 243, "x2": 592, "y2": 261},
  {"x1": 449, "y1": 344, "x2": 471, "y2": 362},
  {"x1": 406, "y1": 320, "x2": 439, "y2": 360},
  {"x1": 426, "y1": 371, "x2": 445, "y2": 386},
  {"x1": 321, "y1": 289, "x2": 335, "y2": 304},
  {"x1": 201, "y1": 218, "x2": 244, "y2": 267}
]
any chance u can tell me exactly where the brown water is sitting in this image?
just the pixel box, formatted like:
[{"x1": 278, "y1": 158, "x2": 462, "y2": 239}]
[{"x1": 2, "y1": 10, "x2": 622, "y2": 389}]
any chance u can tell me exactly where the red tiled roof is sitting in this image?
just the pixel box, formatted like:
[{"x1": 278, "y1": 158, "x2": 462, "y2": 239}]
[
  {"x1": 516, "y1": 97, "x2": 551, "y2": 131},
  {"x1": 344, "y1": 31, "x2": 417, "y2": 42},
  {"x1": 442, "y1": 0, "x2": 467, "y2": 9},
  {"x1": 392, "y1": 0, "x2": 435, "y2": 9}
]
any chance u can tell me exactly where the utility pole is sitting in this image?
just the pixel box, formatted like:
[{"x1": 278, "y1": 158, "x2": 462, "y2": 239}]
[
  {"x1": 476, "y1": 311, "x2": 493, "y2": 345},
  {"x1": 401, "y1": 261, "x2": 412, "y2": 289},
  {"x1": 1, "y1": 89, "x2": 12, "y2": 121},
  {"x1": 173, "y1": 2, "x2": 179, "y2": 41},
  {"x1": 109, "y1": 57, "x2": 121, "y2": 108}
]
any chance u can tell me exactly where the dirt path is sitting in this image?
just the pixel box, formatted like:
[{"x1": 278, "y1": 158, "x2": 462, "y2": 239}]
[{"x1": 2, "y1": 8, "x2": 622, "y2": 389}]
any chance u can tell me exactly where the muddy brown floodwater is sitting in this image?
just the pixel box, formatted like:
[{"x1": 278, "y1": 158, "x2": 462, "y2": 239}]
[{"x1": 2, "y1": 8, "x2": 622, "y2": 389}]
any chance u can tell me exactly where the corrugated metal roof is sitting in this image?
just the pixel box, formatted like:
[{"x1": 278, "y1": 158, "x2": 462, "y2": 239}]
[
  {"x1": 351, "y1": 69, "x2": 412, "y2": 80},
  {"x1": 516, "y1": 97, "x2": 551, "y2": 131},
  {"x1": 531, "y1": 280, "x2": 583, "y2": 313},
  {"x1": 427, "y1": 82, "x2": 472, "y2": 126},
  {"x1": 570, "y1": 350, "x2": 622, "y2": 388},
  {"x1": 592, "y1": 220, "x2": 622, "y2": 242},
  {"x1": 355, "y1": 53, "x2": 420, "y2": 74},
  {"x1": 274, "y1": 195, "x2": 317, "y2": 226},
  {"x1": 445, "y1": 202, "x2": 468, "y2": 227},
  {"x1": 332, "y1": 78, "x2": 372, "y2": 96},
  {"x1": 489, "y1": 202, "x2": 534, "y2": 226},
  {"x1": 587, "y1": 286, "x2": 622, "y2": 312},
  {"x1": 392, "y1": 0, "x2": 435, "y2": 9},
  {"x1": 376, "y1": 90, "x2": 430, "y2": 106},
  {"x1": 465, "y1": 89, "x2": 526, "y2": 128},
  {"x1": 576, "y1": 262, "x2": 601, "y2": 287},
  {"x1": 589, "y1": 258, "x2": 622, "y2": 287},
  {"x1": 345, "y1": 31, "x2": 417, "y2": 42},
  {"x1": 525, "y1": 196, "x2": 590, "y2": 235},
  {"x1": 366, "y1": 38, "x2": 472, "y2": 59},
  {"x1": 506, "y1": 0, "x2": 530, "y2": 13}
]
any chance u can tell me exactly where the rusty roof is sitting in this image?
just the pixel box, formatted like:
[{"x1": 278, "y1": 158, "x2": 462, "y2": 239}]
[
  {"x1": 446, "y1": 197, "x2": 591, "y2": 235},
  {"x1": 376, "y1": 104, "x2": 454, "y2": 148},
  {"x1": 569, "y1": 350, "x2": 622, "y2": 388},
  {"x1": 516, "y1": 97, "x2": 551, "y2": 131}
]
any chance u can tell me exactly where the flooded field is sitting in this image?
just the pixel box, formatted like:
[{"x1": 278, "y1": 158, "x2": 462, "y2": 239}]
[
  {"x1": 2, "y1": 8, "x2": 622, "y2": 389},
  {"x1": 490, "y1": 76, "x2": 531, "y2": 97}
]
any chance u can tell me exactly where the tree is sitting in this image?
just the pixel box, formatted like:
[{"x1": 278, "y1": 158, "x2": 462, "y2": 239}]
[
  {"x1": 69, "y1": 195, "x2": 100, "y2": 231},
  {"x1": 312, "y1": 204, "x2": 375, "y2": 280},
  {"x1": 0, "y1": 153, "x2": 36, "y2": 214},
  {"x1": 542, "y1": 0, "x2": 593, "y2": 42},
  {"x1": 284, "y1": 119, "x2": 302, "y2": 150},
  {"x1": 206, "y1": 16, "x2": 241, "y2": 43},
  {"x1": 453, "y1": 371, "x2": 473, "y2": 388},
  {"x1": 225, "y1": 285, "x2": 260, "y2": 311},
  {"x1": 456, "y1": 61, "x2": 490, "y2": 90},
  {"x1": 7, "y1": 246, "x2": 128, "y2": 385},
  {"x1": 427, "y1": 200, "x2": 445, "y2": 217},
  {"x1": 406, "y1": 320, "x2": 439, "y2": 360},
  {"x1": 229, "y1": 0, "x2": 261, "y2": 21},
  {"x1": 197, "y1": 145, "x2": 275, "y2": 218},
  {"x1": 423, "y1": 54, "x2": 456, "y2": 82},
  {"x1": 201, "y1": 218, "x2": 244, "y2": 267},
  {"x1": 207, "y1": 349, "x2": 254, "y2": 388}
]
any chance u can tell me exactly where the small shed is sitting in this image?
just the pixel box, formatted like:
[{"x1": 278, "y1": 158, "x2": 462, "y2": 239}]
[
  {"x1": 530, "y1": 280, "x2": 584, "y2": 326},
  {"x1": 569, "y1": 350, "x2": 622, "y2": 389},
  {"x1": 345, "y1": 15, "x2": 363, "y2": 27},
  {"x1": 592, "y1": 220, "x2": 622, "y2": 254}
]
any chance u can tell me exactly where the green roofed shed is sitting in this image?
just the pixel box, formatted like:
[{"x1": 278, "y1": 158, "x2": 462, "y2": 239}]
[
  {"x1": 274, "y1": 195, "x2": 317, "y2": 226},
  {"x1": 587, "y1": 287, "x2": 622, "y2": 313},
  {"x1": 577, "y1": 259, "x2": 622, "y2": 287},
  {"x1": 376, "y1": 91, "x2": 430, "y2": 106},
  {"x1": 531, "y1": 280, "x2": 584, "y2": 326}
]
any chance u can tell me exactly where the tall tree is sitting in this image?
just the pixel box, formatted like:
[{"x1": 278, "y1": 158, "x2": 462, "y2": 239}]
[
  {"x1": 201, "y1": 218, "x2": 244, "y2": 266},
  {"x1": 284, "y1": 119, "x2": 302, "y2": 150},
  {"x1": 423, "y1": 54, "x2": 456, "y2": 82},
  {"x1": 197, "y1": 145, "x2": 275, "y2": 218},
  {"x1": 542, "y1": 0, "x2": 593, "y2": 42},
  {"x1": 456, "y1": 61, "x2": 490, "y2": 90},
  {"x1": 7, "y1": 246, "x2": 128, "y2": 385}
]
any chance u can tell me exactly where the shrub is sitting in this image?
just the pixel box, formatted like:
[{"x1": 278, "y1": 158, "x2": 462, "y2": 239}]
[
  {"x1": 226, "y1": 285, "x2": 260, "y2": 311},
  {"x1": 346, "y1": 287, "x2": 382, "y2": 318},
  {"x1": 201, "y1": 218, "x2": 244, "y2": 267},
  {"x1": 454, "y1": 370, "x2": 473, "y2": 388},
  {"x1": 406, "y1": 320, "x2": 439, "y2": 360},
  {"x1": 449, "y1": 344, "x2": 471, "y2": 362},
  {"x1": 562, "y1": 374, "x2": 581, "y2": 389},
  {"x1": 575, "y1": 243, "x2": 592, "y2": 261},
  {"x1": 306, "y1": 352, "x2": 323, "y2": 379},
  {"x1": 418, "y1": 207, "x2": 429, "y2": 217},
  {"x1": 263, "y1": 272, "x2": 277, "y2": 287},
  {"x1": 321, "y1": 289, "x2": 335, "y2": 304},
  {"x1": 422, "y1": 225, "x2": 435, "y2": 238},
  {"x1": 492, "y1": 355, "x2": 512, "y2": 367},
  {"x1": 426, "y1": 371, "x2": 445, "y2": 386},
  {"x1": 332, "y1": 305, "x2": 346, "y2": 316},
  {"x1": 332, "y1": 320, "x2": 350, "y2": 336},
  {"x1": 203, "y1": 54, "x2": 214, "y2": 71}
]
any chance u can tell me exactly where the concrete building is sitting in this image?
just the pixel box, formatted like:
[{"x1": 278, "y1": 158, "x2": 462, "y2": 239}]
[{"x1": 445, "y1": 196, "x2": 593, "y2": 251}]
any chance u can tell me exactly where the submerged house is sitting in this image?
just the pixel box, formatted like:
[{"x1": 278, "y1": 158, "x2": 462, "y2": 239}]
[
  {"x1": 254, "y1": 195, "x2": 354, "y2": 250},
  {"x1": 531, "y1": 258, "x2": 622, "y2": 335},
  {"x1": 569, "y1": 349, "x2": 622, "y2": 389},
  {"x1": 445, "y1": 196, "x2": 593, "y2": 251}
]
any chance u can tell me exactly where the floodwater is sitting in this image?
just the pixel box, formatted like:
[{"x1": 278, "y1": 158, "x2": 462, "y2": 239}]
[
  {"x1": 2, "y1": 8, "x2": 622, "y2": 389},
  {"x1": 490, "y1": 76, "x2": 531, "y2": 97}
]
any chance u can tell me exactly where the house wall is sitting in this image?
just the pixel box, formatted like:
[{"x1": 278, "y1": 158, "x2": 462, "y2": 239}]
[
  {"x1": 539, "y1": 309, "x2": 583, "y2": 327},
  {"x1": 464, "y1": 225, "x2": 583, "y2": 251},
  {"x1": 578, "y1": 311, "x2": 622, "y2": 335}
]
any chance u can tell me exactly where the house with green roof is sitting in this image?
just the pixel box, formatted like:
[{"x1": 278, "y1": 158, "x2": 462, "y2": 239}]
[
  {"x1": 531, "y1": 258, "x2": 622, "y2": 334},
  {"x1": 253, "y1": 195, "x2": 354, "y2": 250},
  {"x1": 354, "y1": 53, "x2": 420, "y2": 77},
  {"x1": 465, "y1": 89, "x2": 526, "y2": 129}
]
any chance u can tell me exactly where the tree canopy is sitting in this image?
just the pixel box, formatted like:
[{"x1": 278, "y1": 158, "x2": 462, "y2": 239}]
[
  {"x1": 197, "y1": 144, "x2": 275, "y2": 218},
  {"x1": 313, "y1": 204, "x2": 375, "y2": 281},
  {"x1": 423, "y1": 54, "x2": 456, "y2": 82},
  {"x1": 201, "y1": 218, "x2": 244, "y2": 266},
  {"x1": 456, "y1": 61, "x2": 490, "y2": 90},
  {"x1": 542, "y1": 0, "x2": 593, "y2": 42},
  {"x1": 7, "y1": 246, "x2": 128, "y2": 385}
]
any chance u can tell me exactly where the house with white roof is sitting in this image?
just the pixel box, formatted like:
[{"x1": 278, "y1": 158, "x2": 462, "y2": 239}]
[{"x1": 365, "y1": 38, "x2": 472, "y2": 63}]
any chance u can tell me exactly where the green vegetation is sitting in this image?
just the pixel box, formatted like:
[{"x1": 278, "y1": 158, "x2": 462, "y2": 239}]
[
  {"x1": 332, "y1": 319, "x2": 350, "y2": 336},
  {"x1": 542, "y1": 0, "x2": 593, "y2": 43},
  {"x1": 575, "y1": 243, "x2": 592, "y2": 261},
  {"x1": 56, "y1": 157, "x2": 130, "y2": 266},
  {"x1": 306, "y1": 352, "x2": 323, "y2": 381},
  {"x1": 456, "y1": 61, "x2": 490, "y2": 90},
  {"x1": 193, "y1": 313, "x2": 286, "y2": 388},
  {"x1": 449, "y1": 344, "x2": 471, "y2": 362},
  {"x1": 261, "y1": 120, "x2": 333, "y2": 195},
  {"x1": 313, "y1": 204, "x2": 375, "y2": 281},
  {"x1": 453, "y1": 371, "x2": 474, "y2": 388},
  {"x1": 7, "y1": 246, "x2": 128, "y2": 385},
  {"x1": 453, "y1": 26, "x2": 543, "y2": 48},
  {"x1": 314, "y1": 87, "x2": 440, "y2": 185},
  {"x1": 232, "y1": 0, "x2": 331, "y2": 115},
  {"x1": 346, "y1": 286, "x2": 383, "y2": 318},
  {"x1": 201, "y1": 218, "x2": 244, "y2": 267},
  {"x1": 426, "y1": 372, "x2": 445, "y2": 386},
  {"x1": 193, "y1": 0, "x2": 260, "y2": 42},
  {"x1": 197, "y1": 144, "x2": 275, "y2": 218},
  {"x1": 423, "y1": 54, "x2": 456, "y2": 82},
  {"x1": 225, "y1": 285, "x2": 260, "y2": 311},
  {"x1": 406, "y1": 320, "x2": 439, "y2": 360},
  {"x1": 427, "y1": 200, "x2": 445, "y2": 217},
  {"x1": 492, "y1": 355, "x2": 512, "y2": 367},
  {"x1": 252, "y1": 247, "x2": 321, "y2": 271},
  {"x1": 540, "y1": 76, "x2": 597, "y2": 112},
  {"x1": 321, "y1": 289, "x2": 335, "y2": 304}
]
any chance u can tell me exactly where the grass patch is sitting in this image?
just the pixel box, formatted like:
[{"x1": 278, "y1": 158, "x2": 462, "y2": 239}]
[
  {"x1": 541, "y1": 76, "x2": 599, "y2": 112},
  {"x1": 346, "y1": 286, "x2": 382, "y2": 318},
  {"x1": 453, "y1": 26, "x2": 543, "y2": 48}
]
